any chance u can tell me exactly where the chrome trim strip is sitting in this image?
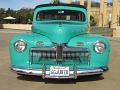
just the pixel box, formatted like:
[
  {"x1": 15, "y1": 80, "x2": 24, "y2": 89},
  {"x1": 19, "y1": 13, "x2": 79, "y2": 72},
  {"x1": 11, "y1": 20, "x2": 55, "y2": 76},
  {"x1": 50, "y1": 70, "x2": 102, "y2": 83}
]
[
  {"x1": 11, "y1": 67, "x2": 108, "y2": 79},
  {"x1": 30, "y1": 47, "x2": 89, "y2": 52}
]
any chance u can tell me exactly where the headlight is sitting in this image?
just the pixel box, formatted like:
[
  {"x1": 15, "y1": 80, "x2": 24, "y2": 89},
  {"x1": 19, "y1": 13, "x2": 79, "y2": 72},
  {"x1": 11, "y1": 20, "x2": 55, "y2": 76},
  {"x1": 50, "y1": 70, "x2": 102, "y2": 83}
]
[
  {"x1": 94, "y1": 41, "x2": 106, "y2": 54},
  {"x1": 14, "y1": 40, "x2": 27, "y2": 52}
]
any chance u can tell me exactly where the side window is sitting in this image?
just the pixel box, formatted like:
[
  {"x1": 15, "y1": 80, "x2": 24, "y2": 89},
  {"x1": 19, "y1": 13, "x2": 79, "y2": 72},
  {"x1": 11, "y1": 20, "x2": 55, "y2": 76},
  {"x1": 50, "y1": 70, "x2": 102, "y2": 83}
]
[{"x1": 79, "y1": 12, "x2": 86, "y2": 21}]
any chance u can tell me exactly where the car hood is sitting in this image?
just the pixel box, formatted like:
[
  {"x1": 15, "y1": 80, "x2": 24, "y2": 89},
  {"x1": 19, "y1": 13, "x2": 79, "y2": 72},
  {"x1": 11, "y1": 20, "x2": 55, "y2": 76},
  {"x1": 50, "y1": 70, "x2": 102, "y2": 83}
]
[{"x1": 32, "y1": 21, "x2": 88, "y2": 44}]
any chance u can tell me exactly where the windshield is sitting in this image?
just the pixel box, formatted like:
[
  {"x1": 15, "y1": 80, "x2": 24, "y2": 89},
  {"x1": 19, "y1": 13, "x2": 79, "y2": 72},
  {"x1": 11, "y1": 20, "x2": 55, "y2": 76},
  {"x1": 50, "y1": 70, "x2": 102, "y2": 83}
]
[{"x1": 36, "y1": 9, "x2": 86, "y2": 22}]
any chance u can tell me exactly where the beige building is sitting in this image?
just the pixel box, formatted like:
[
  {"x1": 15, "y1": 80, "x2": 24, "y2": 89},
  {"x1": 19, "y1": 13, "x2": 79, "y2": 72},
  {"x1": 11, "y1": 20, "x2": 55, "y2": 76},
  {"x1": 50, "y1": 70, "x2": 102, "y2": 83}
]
[
  {"x1": 90, "y1": 6, "x2": 112, "y2": 27},
  {"x1": 66, "y1": 0, "x2": 113, "y2": 27},
  {"x1": 111, "y1": 0, "x2": 120, "y2": 37}
]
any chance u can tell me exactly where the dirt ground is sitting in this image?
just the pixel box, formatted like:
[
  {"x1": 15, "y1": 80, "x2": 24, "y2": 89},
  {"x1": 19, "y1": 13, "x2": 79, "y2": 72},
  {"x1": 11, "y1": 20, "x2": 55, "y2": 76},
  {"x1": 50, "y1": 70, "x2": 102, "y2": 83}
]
[{"x1": 0, "y1": 29, "x2": 120, "y2": 90}]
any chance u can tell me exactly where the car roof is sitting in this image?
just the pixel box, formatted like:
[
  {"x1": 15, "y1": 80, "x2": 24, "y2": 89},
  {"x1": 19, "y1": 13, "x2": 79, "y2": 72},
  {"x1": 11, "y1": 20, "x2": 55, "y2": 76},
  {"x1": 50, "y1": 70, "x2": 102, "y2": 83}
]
[{"x1": 34, "y1": 4, "x2": 87, "y2": 10}]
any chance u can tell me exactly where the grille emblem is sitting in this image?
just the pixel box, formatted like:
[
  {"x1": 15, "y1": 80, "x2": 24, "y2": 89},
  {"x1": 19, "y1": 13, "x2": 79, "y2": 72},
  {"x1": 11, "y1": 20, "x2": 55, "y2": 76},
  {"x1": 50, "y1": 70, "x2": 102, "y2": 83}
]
[{"x1": 36, "y1": 41, "x2": 44, "y2": 46}]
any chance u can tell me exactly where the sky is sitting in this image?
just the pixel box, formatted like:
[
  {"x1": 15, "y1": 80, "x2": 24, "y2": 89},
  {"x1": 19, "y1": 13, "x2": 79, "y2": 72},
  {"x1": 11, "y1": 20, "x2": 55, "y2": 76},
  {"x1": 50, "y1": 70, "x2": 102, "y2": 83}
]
[{"x1": 0, "y1": 0, "x2": 112, "y2": 10}]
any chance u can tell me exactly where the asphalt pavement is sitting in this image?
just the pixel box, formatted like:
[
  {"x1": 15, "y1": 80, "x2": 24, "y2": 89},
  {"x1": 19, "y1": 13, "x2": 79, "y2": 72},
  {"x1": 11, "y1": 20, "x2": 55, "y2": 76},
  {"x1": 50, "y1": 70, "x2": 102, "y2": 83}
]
[{"x1": 0, "y1": 29, "x2": 120, "y2": 90}]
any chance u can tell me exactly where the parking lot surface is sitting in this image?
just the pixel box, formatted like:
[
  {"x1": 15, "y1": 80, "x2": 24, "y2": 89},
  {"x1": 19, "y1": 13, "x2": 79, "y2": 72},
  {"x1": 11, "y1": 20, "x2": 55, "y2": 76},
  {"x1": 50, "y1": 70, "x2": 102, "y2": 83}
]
[{"x1": 0, "y1": 29, "x2": 120, "y2": 90}]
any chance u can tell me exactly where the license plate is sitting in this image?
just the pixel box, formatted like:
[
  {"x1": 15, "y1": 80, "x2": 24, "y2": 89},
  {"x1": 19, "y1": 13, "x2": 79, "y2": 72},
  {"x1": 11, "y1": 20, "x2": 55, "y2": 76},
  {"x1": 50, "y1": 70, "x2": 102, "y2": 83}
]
[{"x1": 50, "y1": 66, "x2": 69, "y2": 77}]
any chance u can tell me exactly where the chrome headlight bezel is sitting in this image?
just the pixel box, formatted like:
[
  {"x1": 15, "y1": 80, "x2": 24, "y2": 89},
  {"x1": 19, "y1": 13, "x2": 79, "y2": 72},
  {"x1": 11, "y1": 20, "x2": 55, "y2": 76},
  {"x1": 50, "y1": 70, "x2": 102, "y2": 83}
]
[
  {"x1": 14, "y1": 39, "x2": 27, "y2": 52},
  {"x1": 94, "y1": 41, "x2": 106, "y2": 54}
]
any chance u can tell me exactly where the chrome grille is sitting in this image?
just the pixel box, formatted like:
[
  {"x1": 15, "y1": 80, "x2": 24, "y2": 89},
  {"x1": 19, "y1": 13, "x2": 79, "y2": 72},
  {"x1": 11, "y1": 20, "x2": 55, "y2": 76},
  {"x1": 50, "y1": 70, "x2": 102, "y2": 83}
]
[{"x1": 30, "y1": 47, "x2": 90, "y2": 64}]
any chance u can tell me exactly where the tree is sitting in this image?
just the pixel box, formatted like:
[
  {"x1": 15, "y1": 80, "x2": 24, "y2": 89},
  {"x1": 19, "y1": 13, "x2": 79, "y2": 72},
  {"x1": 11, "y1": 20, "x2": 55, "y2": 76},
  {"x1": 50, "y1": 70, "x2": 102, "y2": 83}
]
[
  {"x1": 0, "y1": 8, "x2": 33, "y2": 24},
  {"x1": 0, "y1": 8, "x2": 7, "y2": 24},
  {"x1": 16, "y1": 8, "x2": 33, "y2": 24},
  {"x1": 53, "y1": 0, "x2": 60, "y2": 4},
  {"x1": 90, "y1": 16, "x2": 97, "y2": 26}
]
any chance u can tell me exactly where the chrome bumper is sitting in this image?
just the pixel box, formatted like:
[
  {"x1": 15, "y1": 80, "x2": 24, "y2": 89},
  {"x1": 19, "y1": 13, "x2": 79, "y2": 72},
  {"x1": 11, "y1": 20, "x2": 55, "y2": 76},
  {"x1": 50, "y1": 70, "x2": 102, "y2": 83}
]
[{"x1": 11, "y1": 66, "x2": 108, "y2": 79}]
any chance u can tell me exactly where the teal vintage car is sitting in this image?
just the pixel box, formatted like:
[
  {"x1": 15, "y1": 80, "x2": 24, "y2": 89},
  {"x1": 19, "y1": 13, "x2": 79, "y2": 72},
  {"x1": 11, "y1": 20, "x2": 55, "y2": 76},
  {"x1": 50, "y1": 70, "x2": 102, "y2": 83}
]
[{"x1": 9, "y1": 4, "x2": 110, "y2": 79}]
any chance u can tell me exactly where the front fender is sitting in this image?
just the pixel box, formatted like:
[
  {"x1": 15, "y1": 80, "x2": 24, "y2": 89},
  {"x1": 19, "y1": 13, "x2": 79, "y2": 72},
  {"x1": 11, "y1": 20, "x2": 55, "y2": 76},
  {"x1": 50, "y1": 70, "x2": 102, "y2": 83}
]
[
  {"x1": 67, "y1": 34, "x2": 110, "y2": 67},
  {"x1": 9, "y1": 33, "x2": 52, "y2": 68}
]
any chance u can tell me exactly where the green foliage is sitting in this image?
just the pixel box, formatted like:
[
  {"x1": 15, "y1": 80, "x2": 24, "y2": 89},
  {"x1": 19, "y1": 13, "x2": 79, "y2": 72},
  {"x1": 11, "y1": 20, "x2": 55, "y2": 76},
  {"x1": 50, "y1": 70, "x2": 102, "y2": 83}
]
[
  {"x1": 90, "y1": 16, "x2": 97, "y2": 26},
  {"x1": 53, "y1": 0, "x2": 60, "y2": 4},
  {"x1": 0, "y1": 8, "x2": 33, "y2": 24}
]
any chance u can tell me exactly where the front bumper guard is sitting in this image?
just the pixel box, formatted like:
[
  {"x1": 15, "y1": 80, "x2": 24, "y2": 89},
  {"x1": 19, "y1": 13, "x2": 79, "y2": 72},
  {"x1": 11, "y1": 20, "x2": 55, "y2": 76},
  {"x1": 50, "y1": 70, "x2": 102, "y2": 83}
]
[{"x1": 11, "y1": 66, "x2": 108, "y2": 79}]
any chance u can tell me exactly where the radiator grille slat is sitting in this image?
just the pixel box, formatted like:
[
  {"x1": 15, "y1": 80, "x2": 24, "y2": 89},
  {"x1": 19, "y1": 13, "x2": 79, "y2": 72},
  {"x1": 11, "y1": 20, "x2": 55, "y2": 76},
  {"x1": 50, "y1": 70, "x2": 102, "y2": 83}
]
[{"x1": 30, "y1": 47, "x2": 90, "y2": 64}]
